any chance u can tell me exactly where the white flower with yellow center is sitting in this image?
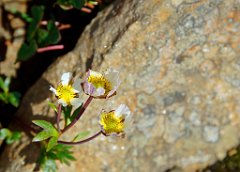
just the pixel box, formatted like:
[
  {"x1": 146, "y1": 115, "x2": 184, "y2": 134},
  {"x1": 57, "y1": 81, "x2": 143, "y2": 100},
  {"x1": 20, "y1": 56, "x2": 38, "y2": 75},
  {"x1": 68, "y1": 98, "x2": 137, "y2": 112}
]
[
  {"x1": 83, "y1": 68, "x2": 121, "y2": 98},
  {"x1": 49, "y1": 72, "x2": 82, "y2": 107},
  {"x1": 99, "y1": 104, "x2": 131, "y2": 137}
]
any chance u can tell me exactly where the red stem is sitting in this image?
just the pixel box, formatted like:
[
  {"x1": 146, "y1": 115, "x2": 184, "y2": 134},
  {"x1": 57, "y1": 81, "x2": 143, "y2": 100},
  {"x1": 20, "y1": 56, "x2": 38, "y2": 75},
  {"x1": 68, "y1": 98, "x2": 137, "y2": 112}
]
[
  {"x1": 58, "y1": 131, "x2": 102, "y2": 145},
  {"x1": 57, "y1": 104, "x2": 62, "y2": 132},
  {"x1": 61, "y1": 96, "x2": 93, "y2": 133}
]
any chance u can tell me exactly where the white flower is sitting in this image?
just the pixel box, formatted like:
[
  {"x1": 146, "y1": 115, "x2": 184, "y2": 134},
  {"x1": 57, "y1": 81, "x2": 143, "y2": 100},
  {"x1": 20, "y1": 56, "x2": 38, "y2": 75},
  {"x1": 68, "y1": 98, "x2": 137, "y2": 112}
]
[
  {"x1": 49, "y1": 72, "x2": 82, "y2": 107},
  {"x1": 99, "y1": 104, "x2": 131, "y2": 137},
  {"x1": 82, "y1": 68, "x2": 121, "y2": 98}
]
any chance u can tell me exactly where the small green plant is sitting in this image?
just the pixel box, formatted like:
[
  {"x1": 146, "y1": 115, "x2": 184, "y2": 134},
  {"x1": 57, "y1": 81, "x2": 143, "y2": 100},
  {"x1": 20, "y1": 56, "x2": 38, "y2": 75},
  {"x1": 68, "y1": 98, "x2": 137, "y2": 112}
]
[
  {"x1": 0, "y1": 76, "x2": 21, "y2": 107},
  {"x1": 17, "y1": 6, "x2": 60, "y2": 61},
  {"x1": 32, "y1": 69, "x2": 132, "y2": 172},
  {"x1": 16, "y1": 0, "x2": 101, "y2": 61},
  {"x1": 38, "y1": 144, "x2": 75, "y2": 172},
  {"x1": 0, "y1": 128, "x2": 21, "y2": 144}
]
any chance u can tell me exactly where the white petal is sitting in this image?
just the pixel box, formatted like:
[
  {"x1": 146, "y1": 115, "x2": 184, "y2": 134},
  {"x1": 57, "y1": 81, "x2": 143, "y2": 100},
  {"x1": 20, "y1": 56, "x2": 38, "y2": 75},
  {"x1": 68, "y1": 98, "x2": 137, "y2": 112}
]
[
  {"x1": 70, "y1": 98, "x2": 82, "y2": 107},
  {"x1": 84, "y1": 82, "x2": 95, "y2": 95},
  {"x1": 58, "y1": 99, "x2": 68, "y2": 107},
  {"x1": 124, "y1": 114, "x2": 133, "y2": 134},
  {"x1": 49, "y1": 86, "x2": 57, "y2": 95},
  {"x1": 95, "y1": 87, "x2": 105, "y2": 96},
  {"x1": 89, "y1": 70, "x2": 102, "y2": 77},
  {"x1": 105, "y1": 69, "x2": 121, "y2": 97},
  {"x1": 72, "y1": 78, "x2": 82, "y2": 93},
  {"x1": 105, "y1": 68, "x2": 120, "y2": 86},
  {"x1": 61, "y1": 72, "x2": 72, "y2": 86},
  {"x1": 115, "y1": 104, "x2": 130, "y2": 117}
]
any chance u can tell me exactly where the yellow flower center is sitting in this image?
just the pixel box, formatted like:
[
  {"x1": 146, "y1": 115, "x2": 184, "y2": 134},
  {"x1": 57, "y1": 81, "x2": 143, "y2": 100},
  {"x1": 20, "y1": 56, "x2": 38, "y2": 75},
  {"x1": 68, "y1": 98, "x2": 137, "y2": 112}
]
[
  {"x1": 100, "y1": 111, "x2": 125, "y2": 135},
  {"x1": 56, "y1": 84, "x2": 77, "y2": 104},
  {"x1": 88, "y1": 74, "x2": 112, "y2": 95}
]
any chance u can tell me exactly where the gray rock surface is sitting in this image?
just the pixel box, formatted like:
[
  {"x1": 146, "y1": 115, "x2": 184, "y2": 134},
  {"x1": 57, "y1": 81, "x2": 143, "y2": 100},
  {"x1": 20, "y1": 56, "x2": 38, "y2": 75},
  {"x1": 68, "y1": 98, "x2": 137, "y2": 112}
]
[{"x1": 1, "y1": 0, "x2": 240, "y2": 171}]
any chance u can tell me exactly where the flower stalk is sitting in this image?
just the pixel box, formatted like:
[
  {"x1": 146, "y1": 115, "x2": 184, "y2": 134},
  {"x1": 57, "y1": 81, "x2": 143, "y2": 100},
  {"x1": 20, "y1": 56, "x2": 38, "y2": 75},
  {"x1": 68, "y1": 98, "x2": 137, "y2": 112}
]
[
  {"x1": 61, "y1": 96, "x2": 93, "y2": 133},
  {"x1": 58, "y1": 130, "x2": 102, "y2": 145},
  {"x1": 57, "y1": 104, "x2": 62, "y2": 132},
  {"x1": 33, "y1": 69, "x2": 131, "y2": 152}
]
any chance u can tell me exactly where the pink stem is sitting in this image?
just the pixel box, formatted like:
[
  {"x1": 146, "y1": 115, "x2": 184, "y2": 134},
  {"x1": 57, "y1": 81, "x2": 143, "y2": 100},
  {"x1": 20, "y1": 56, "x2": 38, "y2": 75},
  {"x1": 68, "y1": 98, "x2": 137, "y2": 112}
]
[
  {"x1": 81, "y1": 7, "x2": 92, "y2": 13},
  {"x1": 40, "y1": 21, "x2": 60, "y2": 26},
  {"x1": 37, "y1": 45, "x2": 64, "y2": 53},
  {"x1": 57, "y1": 104, "x2": 62, "y2": 132},
  {"x1": 58, "y1": 131, "x2": 102, "y2": 145},
  {"x1": 61, "y1": 96, "x2": 93, "y2": 133}
]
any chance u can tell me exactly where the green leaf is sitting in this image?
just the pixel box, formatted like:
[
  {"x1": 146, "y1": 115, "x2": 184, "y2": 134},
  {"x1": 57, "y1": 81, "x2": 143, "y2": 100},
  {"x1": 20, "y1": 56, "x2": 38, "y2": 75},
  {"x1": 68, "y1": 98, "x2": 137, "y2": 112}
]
[
  {"x1": 52, "y1": 144, "x2": 76, "y2": 165},
  {"x1": 38, "y1": 144, "x2": 75, "y2": 172},
  {"x1": 8, "y1": 92, "x2": 21, "y2": 107},
  {"x1": 0, "y1": 128, "x2": 11, "y2": 140},
  {"x1": 27, "y1": 6, "x2": 45, "y2": 41},
  {"x1": 46, "y1": 20, "x2": 60, "y2": 45},
  {"x1": 19, "y1": 12, "x2": 33, "y2": 23},
  {"x1": 7, "y1": 8, "x2": 32, "y2": 22},
  {"x1": 17, "y1": 40, "x2": 37, "y2": 61},
  {"x1": 36, "y1": 28, "x2": 49, "y2": 47},
  {"x1": 69, "y1": 103, "x2": 82, "y2": 122},
  {"x1": 56, "y1": 0, "x2": 72, "y2": 7},
  {"x1": 32, "y1": 120, "x2": 58, "y2": 142},
  {"x1": 32, "y1": 120, "x2": 55, "y2": 130},
  {"x1": 33, "y1": 130, "x2": 53, "y2": 142},
  {"x1": 47, "y1": 137, "x2": 58, "y2": 152},
  {"x1": 0, "y1": 77, "x2": 5, "y2": 91},
  {"x1": 0, "y1": 77, "x2": 10, "y2": 93},
  {"x1": 0, "y1": 92, "x2": 8, "y2": 104},
  {"x1": 72, "y1": 131, "x2": 90, "y2": 142},
  {"x1": 3, "y1": 77, "x2": 10, "y2": 93},
  {"x1": 6, "y1": 131, "x2": 21, "y2": 144},
  {"x1": 0, "y1": 129, "x2": 21, "y2": 144},
  {"x1": 56, "y1": 0, "x2": 85, "y2": 9},
  {"x1": 62, "y1": 106, "x2": 72, "y2": 126},
  {"x1": 41, "y1": 159, "x2": 57, "y2": 172},
  {"x1": 35, "y1": 21, "x2": 60, "y2": 47},
  {"x1": 47, "y1": 101, "x2": 57, "y2": 112},
  {"x1": 71, "y1": 0, "x2": 85, "y2": 9}
]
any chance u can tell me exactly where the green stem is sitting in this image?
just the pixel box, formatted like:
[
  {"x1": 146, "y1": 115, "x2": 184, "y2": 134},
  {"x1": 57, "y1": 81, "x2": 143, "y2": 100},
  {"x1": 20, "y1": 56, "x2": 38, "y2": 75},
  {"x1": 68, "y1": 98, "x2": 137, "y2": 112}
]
[
  {"x1": 61, "y1": 96, "x2": 93, "y2": 133},
  {"x1": 58, "y1": 130, "x2": 102, "y2": 145}
]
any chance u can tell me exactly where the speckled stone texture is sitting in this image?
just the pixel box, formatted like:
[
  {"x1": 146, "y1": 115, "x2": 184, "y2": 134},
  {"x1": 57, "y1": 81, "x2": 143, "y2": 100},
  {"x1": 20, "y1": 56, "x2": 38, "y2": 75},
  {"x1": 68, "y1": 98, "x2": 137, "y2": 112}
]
[{"x1": 1, "y1": 0, "x2": 240, "y2": 171}]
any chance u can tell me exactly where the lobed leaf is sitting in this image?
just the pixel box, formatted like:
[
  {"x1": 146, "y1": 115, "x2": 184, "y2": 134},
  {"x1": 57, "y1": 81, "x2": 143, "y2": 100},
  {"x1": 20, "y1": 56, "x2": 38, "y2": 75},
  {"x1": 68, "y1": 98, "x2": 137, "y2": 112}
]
[
  {"x1": 32, "y1": 120, "x2": 55, "y2": 130},
  {"x1": 72, "y1": 131, "x2": 90, "y2": 142},
  {"x1": 32, "y1": 130, "x2": 53, "y2": 142},
  {"x1": 41, "y1": 159, "x2": 57, "y2": 172},
  {"x1": 47, "y1": 137, "x2": 58, "y2": 152}
]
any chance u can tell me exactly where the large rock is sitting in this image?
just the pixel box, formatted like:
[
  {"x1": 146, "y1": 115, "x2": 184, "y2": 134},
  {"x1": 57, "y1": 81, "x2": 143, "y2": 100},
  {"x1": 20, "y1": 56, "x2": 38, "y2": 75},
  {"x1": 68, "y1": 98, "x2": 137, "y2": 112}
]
[{"x1": 1, "y1": 0, "x2": 240, "y2": 171}]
